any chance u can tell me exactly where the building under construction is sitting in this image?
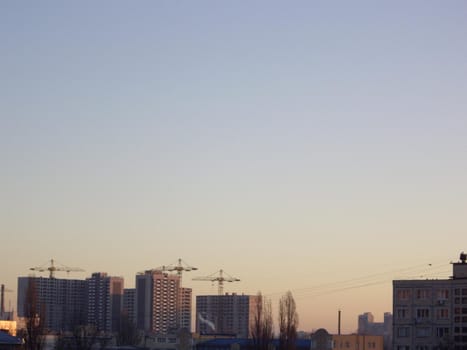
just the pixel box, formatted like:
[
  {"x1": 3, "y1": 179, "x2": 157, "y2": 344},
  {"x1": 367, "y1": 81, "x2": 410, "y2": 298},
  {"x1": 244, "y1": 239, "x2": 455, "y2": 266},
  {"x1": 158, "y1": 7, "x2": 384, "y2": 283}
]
[{"x1": 196, "y1": 293, "x2": 258, "y2": 338}]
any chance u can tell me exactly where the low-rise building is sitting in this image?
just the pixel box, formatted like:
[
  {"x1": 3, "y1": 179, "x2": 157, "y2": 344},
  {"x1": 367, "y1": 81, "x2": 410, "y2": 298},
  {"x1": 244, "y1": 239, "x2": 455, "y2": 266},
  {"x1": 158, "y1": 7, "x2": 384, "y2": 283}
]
[
  {"x1": 0, "y1": 331, "x2": 22, "y2": 350},
  {"x1": 0, "y1": 321, "x2": 16, "y2": 336},
  {"x1": 333, "y1": 334, "x2": 384, "y2": 350}
]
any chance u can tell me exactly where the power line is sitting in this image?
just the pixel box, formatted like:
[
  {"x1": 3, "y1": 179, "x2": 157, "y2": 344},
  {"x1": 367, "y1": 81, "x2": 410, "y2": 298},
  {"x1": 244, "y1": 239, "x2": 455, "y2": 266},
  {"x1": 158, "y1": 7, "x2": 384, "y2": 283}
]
[{"x1": 263, "y1": 260, "x2": 450, "y2": 300}]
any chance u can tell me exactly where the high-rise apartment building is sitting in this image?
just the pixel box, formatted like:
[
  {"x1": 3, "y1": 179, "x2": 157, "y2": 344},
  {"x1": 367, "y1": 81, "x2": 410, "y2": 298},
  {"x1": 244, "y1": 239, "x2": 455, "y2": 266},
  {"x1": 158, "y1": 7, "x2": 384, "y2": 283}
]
[
  {"x1": 123, "y1": 288, "x2": 136, "y2": 324},
  {"x1": 179, "y1": 287, "x2": 192, "y2": 331},
  {"x1": 196, "y1": 293, "x2": 257, "y2": 338},
  {"x1": 393, "y1": 253, "x2": 467, "y2": 350},
  {"x1": 136, "y1": 269, "x2": 192, "y2": 333},
  {"x1": 17, "y1": 276, "x2": 86, "y2": 332},
  {"x1": 86, "y1": 272, "x2": 124, "y2": 333}
]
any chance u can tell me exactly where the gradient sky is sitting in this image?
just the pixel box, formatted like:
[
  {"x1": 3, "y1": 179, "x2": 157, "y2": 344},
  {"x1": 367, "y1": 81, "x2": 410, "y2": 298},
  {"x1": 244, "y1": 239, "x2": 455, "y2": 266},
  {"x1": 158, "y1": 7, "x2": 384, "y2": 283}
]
[{"x1": 1, "y1": 1, "x2": 466, "y2": 333}]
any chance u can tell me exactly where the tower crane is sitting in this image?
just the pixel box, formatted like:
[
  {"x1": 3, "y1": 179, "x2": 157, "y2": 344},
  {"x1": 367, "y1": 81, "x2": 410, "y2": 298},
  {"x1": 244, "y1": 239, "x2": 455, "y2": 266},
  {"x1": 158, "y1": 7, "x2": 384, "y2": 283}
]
[
  {"x1": 148, "y1": 258, "x2": 198, "y2": 285},
  {"x1": 146, "y1": 258, "x2": 197, "y2": 330},
  {"x1": 29, "y1": 259, "x2": 84, "y2": 279},
  {"x1": 159, "y1": 258, "x2": 198, "y2": 281},
  {"x1": 192, "y1": 269, "x2": 240, "y2": 295}
]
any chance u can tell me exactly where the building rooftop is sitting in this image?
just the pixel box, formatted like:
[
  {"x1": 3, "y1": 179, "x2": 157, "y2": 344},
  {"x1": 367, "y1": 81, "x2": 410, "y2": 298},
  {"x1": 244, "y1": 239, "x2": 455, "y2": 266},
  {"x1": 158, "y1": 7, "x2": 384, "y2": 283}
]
[{"x1": 0, "y1": 332, "x2": 22, "y2": 345}]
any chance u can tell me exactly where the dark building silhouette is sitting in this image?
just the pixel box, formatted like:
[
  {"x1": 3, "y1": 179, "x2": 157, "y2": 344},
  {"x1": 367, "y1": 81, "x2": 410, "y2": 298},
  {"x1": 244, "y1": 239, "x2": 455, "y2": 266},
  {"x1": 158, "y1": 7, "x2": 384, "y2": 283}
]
[
  {"x1": 196, "y1": 294, "x2": 258, "y2": 338},
  {"x1": 17, "y1": 276, "x2": 86, "y2": 332},
  {"x1": 86, "y1": 272, "x2": 123, "y2": 333},
  {"x1": 17, "y1": 273, "x2": 124, "y2": 334}
]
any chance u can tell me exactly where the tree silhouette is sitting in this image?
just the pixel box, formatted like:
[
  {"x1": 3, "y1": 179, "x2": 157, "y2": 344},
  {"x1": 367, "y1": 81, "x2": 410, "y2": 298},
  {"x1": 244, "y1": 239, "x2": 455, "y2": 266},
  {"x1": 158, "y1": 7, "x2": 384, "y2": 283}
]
[
  {"x1": 278, "y1": 291, "x2": 298, "y2": 350},
  {"x1": 251, "y1": 292, "x2": 273, "y2": 350},
  {"x1": 55, "y1": 325, "x2": 110, "y2": 350},
  {"x1": 116, "y1": 312, "x2": 141, "y2": 346},
  {"x1": 20, "y1": 277, "x2": 45, "y2": 350}
]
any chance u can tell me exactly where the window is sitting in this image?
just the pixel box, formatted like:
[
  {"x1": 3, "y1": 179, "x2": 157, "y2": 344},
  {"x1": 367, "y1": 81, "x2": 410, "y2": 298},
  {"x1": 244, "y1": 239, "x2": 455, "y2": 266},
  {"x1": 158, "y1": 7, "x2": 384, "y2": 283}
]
[
  {"x1": 398, "y1": 308, "x2": 409, "y2": 319},
  {"x1": 417, "y1": 309, "x2": 430, "y2": 318},
  {"x1": 398, "y1": 289, "x2": 411, "y2": 301},
  {"x1": 437, "y1": 328, "x2": 450, "y2": 337},
  {"x1": 398, "y1": 327, "x2": 410, "y2": 337},
  {"x1": 397, "y1": 346, "x2": 410, "y2": 350},
  {"x1": 416, "y1": 327, "x2": 431, "y2": 337},
  {"x1": 417, "y1": 289, "x2": 431, "y2": 300},
  {"x1": 438, "y1": 289, "x2": 449, "y2": 299},
  {"x1": 436, "y1": 308, "x2": 449, "y2": 319}
]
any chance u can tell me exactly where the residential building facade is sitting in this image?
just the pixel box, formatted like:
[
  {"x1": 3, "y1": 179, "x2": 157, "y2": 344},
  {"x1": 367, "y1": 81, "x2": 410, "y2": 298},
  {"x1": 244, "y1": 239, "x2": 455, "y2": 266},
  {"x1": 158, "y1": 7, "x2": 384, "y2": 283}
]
[
  {"x1": 136, "y1": 269, "x2": 192, "y2": 334},
  {"x1": 86, "y1": 272, "x2": 124, "y2": 333},
  {"x1": 123, "y1": 288, "x2": 136, "y2": 324},
  {"x1": 17, "y1": 276, "x2": 86, "y2": 332},
  {"x1": 393, "y1": 253, "x2": 467, "y2": 350}
]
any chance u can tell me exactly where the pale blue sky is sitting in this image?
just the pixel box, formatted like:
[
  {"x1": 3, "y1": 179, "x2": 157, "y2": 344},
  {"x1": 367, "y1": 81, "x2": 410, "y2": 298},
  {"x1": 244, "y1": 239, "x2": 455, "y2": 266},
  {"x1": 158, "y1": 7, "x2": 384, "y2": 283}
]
[{"x1": 1, "y1": 1, "x2": 466, "y2": 332}]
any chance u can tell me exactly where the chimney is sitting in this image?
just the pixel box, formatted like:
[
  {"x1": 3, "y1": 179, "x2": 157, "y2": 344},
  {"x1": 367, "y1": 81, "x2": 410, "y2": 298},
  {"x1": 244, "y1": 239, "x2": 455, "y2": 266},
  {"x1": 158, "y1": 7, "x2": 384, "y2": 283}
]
[{"x1": 338, "y1": 310, "x2": 341, "y2": 335}]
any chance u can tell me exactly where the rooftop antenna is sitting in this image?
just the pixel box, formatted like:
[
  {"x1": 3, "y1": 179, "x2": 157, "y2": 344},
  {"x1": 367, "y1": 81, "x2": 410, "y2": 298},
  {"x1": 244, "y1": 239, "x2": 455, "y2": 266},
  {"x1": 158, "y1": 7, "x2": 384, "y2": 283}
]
[{"x1": 460, "y1": 252, "x2": 466, "y2": 264}]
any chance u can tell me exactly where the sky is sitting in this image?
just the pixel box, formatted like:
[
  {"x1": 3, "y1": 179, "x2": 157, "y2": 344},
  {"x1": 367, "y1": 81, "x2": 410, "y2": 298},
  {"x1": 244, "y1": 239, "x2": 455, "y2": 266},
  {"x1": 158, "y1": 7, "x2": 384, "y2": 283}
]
[{"x1": 1, "y1": 1, "x2": 466, "y2": 334}]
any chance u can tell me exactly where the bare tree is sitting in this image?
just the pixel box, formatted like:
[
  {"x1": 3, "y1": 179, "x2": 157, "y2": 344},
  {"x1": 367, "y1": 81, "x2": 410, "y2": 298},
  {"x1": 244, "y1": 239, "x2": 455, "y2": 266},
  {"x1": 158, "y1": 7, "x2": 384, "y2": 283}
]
[
  {"x1": 251, "y1": 292, "x2": 274, "y2": 350},
  {"x1": 278, "y1": 291, "x2": 298, "y2": 350},
  {"x1": 116, "y1": 311, "x2": 141, "y2": 346},
  {"x1": 55, "y1": 325, "x2": 110, "y2": 350},
  {"x1": 22, "y1": 277, "x2": 45, "y2": 350}
]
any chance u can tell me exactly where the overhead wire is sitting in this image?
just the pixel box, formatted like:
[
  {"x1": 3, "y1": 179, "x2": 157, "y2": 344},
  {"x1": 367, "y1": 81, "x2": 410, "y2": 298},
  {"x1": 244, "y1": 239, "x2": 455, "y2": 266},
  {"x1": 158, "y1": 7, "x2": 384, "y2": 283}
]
[{"x1": 263, "y1": 260, "x2": 451, "y2": 301}]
